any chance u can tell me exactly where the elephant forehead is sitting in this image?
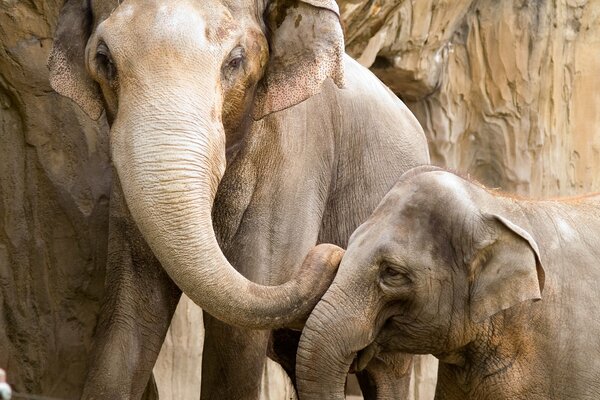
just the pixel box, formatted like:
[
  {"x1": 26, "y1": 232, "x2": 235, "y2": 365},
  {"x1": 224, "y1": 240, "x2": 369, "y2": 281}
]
[
  {"x1": 153, "y1": 2, "x2": 236, "y2": 43},
  {"x1": 154, "y1": 3, "x2": 209, "y2": 35},
  {"x1": 427, "y1": 171, "x2": 470, "y2": 198},
  {"x1": 106, "y1": 0, "x2": 236, "y2": 52},
  {"x1": 347, "y1": 220, "x2": 403, "y2": 260}
]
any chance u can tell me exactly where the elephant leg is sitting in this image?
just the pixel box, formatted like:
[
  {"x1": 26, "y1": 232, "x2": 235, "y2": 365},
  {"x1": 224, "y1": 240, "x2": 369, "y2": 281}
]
[
  {"x1": 267, "y1": 329, "x2": 302, "y2": 388},
  {"x1": 82, "y1": 178, "x2": 181, "y2": 400},
  {"x1": 201, "y1": 312, "x2": 270, "y2": 400},
  {"x1": 356, "y1": 354, "x2": 413, "y2": 400}
]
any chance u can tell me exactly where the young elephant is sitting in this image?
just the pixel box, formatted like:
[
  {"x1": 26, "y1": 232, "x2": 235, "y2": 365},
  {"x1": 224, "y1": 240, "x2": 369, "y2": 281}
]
[{"x1": 297, "y1": 165, "x2": 600, "y2": 399}]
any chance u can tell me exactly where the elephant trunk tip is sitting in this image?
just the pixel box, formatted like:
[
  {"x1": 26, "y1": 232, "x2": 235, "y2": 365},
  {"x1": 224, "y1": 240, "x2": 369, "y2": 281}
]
[
  {"x1": 302, "y1": 243, "x2": 345, "y2": 280},
  {"x1": 285, "y1": 243, "x2": 344, "y2": 329}
]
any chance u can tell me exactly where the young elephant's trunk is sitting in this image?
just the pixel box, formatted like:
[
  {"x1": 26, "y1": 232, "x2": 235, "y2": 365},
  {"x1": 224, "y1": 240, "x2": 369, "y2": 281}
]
[
  {"x1": 296, "y1": 280, "x2": 378, "y2": 399},
  {"x1": 110, "y1": 80, "x2": 342, "y2": 329}
]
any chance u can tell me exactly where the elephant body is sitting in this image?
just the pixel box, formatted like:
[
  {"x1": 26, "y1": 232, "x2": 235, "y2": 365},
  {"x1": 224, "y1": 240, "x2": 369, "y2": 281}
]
[
  {"x1": 298, "y1": 167, "x2": 600, "y2": 400},
  {"x1": 204, "y1": 56, "x2": 429, "y2": 398},
  {"x1": 47, "y1": 0, "x2": 430, "y2": 397}
]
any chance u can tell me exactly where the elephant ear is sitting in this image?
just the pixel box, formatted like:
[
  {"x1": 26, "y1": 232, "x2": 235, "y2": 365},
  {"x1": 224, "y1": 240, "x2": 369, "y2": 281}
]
[
  {"x1": 253, "y1": 0, "x2": 345, "y2": 119},
  {"x1": 48, "y1": 0, "x2": 103, "y2": 120},
  {"x1": 469, "y1": 214, "x2": 545, "y2": 323}
]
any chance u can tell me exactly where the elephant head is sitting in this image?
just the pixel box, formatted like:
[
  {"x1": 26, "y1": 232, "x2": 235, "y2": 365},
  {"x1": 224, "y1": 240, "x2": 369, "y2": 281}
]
[
  {"x1": 296, "y1": 166, "x2": 545, "y2": 399},
  {"x1": 48, "y1": 0, "x2": 345, "y2": 329}
]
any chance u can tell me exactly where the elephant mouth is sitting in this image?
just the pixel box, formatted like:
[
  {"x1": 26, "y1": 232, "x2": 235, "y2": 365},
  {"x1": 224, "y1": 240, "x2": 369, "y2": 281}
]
[
  {"x1": 349, "y1": 313, "x2": 396, "y2": 373},
  {"x1": 350, "y1": 341, "x2": 381, "y2": 373}
]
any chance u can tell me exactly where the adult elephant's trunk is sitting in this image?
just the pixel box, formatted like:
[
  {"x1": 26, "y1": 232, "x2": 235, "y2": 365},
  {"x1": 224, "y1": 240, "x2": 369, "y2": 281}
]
[
  {"x1": 109, "y1": 82, "x2": 342, "y2": 329},
  {"x1": 296, "y1": 280, "x2": 378, "y2": 399}
]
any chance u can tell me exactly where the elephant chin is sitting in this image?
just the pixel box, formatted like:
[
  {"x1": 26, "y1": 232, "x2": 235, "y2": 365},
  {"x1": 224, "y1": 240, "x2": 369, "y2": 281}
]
[
  {"x1": 352, "y1": 342, "x2": 380, "y2": 373},
  {"x1": 108, "y1": 87, "x2": 343, "y2": 330}
]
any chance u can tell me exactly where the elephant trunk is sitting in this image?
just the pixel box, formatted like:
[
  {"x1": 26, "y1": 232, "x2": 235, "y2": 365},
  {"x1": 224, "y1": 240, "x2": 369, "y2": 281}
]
[
  {"x1": 296, "y1": 282, "x2": 377, "y2": 399},
  {"x1": 110, "y1": 84, "x2": 342, "y2": 329}
]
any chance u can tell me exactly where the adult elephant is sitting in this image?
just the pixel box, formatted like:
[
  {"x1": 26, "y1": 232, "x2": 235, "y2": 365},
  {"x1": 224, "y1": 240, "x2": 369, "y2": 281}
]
[{"x1": 48, "y1": 0, "x2": 430, "y2": 398}]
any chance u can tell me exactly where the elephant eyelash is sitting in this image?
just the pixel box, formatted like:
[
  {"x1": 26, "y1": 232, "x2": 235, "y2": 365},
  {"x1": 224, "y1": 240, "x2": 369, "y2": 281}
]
[
  {"x1": 380, "y1": 264, "x2": 412, "y2": 282},
  {"x1": 96, "y1": 43, "x2": 112, "y2": 63},
  {"x1": 228, "y1": 56, "x2": 243, "y2": 69},
  {"x1": 96, "y1": 42, "x2": 116, "y2": 80},
  {"x1": 225, "y1": 46, "x2": 245, "y2": 70}
]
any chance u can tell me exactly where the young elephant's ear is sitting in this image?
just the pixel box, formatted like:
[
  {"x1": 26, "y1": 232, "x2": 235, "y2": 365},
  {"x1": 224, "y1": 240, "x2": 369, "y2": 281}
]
[
  {"x1": 48, "y1": 0, "x2": 103, "y2": 120},
  {"x1": 469, "y1": 214, "x2": 545, "y2": 322},
  {"x1": 254, "y1": 0, "x2": 345, "y2": 119}
]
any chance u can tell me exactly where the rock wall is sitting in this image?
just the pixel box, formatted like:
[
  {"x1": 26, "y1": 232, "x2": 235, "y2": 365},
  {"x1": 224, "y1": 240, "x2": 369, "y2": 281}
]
[
  {"x1": 341, "y1": 0, "x2": 600, "y2": 197},
  {"x1": 0, "y1": 1, "x2": 110, "y2": 397},
  {"x1": 1, "y1": 0, "x2": 600, "y2": 399}
]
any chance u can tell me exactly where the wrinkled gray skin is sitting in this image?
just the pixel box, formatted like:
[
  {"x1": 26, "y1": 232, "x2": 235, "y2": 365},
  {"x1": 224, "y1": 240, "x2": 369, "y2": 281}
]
[
  {"x1": 298, "y1": 166, "x2": 600, "y2": 400},
  {"x1": 48, "y1": 0, "x2": 430, "y2": 398}
]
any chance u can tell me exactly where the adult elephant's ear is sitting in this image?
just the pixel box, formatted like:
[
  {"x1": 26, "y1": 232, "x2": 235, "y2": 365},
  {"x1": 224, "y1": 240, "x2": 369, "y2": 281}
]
[
  {"x1": 469, "y1": 214, "x2": 545, "y2": 323},
  {"x1": 254, "y1": 0, "x2": 345, "y2": 119},
  {"x1": 48, "y1": 0, "x2": 103, "y2": 120}
]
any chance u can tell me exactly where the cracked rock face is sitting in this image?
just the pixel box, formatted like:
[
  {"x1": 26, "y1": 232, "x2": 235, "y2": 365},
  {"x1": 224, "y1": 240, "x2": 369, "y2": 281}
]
[
  {"x1": 340, "y1": 0, "x2": 475, "y2": 101},
  {"x1": 0, "y1": 1, "x2": 110, "y2": 397},
  {"x1": 341, "y1": 0, "x2": 600, "y2": 197},
  {"x1": 1, "y1": 1, "x2": 600, "y2": 399}
]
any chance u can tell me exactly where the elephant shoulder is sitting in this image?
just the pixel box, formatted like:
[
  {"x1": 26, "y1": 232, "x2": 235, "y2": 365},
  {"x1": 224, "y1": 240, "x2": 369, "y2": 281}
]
[
  {"x1": 337, "y1": 56, "x2": 399, "y2": 102},
  {"x1": 340, "y1": 55, "x2": 400, "y2": 102},
  {"x1": 330, "y1": 55, "x2": 429, "y2": 161},
  {"x1": 338, "y1": 56, "x2": 423, "y2": 128}
]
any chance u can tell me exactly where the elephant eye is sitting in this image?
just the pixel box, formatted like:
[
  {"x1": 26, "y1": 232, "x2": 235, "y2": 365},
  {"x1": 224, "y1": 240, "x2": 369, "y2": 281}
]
[
  {"x1": 96, "y1": 42, "x2": 116, "y2": 81},
  {"x1": 379, "y1": 262, "x2": 413, "y2": 298},
  {"x1": 228, "y1": 56, "x2": 243, "y2": 69},
  {"x1": 380, "y1": 263, "x2": 412, "y2": 286},
  {"x1": 225, "y1": 46, "x2": 245, "y2": 71}
]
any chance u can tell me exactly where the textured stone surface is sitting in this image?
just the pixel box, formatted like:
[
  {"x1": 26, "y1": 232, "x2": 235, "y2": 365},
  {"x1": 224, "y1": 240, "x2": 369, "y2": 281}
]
[
  {"x1": 341, "y1": 0, "x2": 600, "y2": 197},
  {"x1": 2, "y1": 0, "x2": 600, "y2": 399},
  {"x1": 0, "y1": 1, "x2": 110, "y2": 397}
]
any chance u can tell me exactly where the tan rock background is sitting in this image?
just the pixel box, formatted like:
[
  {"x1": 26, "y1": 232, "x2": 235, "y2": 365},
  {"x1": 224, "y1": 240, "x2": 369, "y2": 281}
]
[
  {"x1": 341, "y1": 0, "x2": 600, "y2": 196},
  {"x1": 0, "y1": 1, "x2": 110, "y2": 397},
  {"x1": 1, "y1": 0, "x2": 599, "y2": 398}
]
